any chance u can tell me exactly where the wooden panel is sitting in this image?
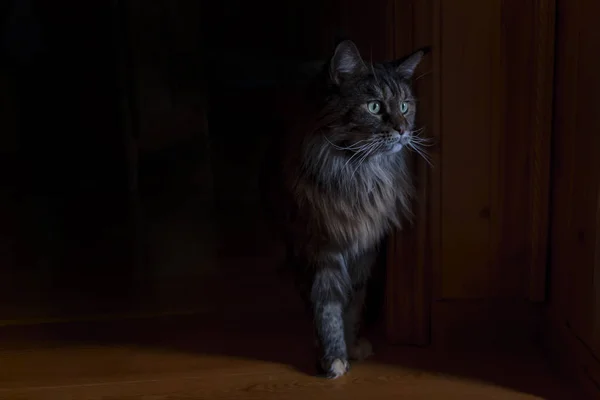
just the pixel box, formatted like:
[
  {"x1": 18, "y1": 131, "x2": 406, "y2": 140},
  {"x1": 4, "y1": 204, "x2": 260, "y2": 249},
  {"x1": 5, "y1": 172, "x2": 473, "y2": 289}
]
[
  {"x1": 548, "y1": 0, "x2": 581, "y2": 325},
  {"x1": 577, "y1": 0, "x2": 600, "y2": 361},
  {"x1": 527, "y1": 0, "x2": 555, "y2": 301},
  {"x1": 386, "y1": 0, "x2": 555, "y2": 344},
  {"x1": 434, "y1": 0, "x2": 554, "y2": 300},
  {"x1": 546, "y1": 0, "x2": 600, "y2": 394},
  {"x1": 549, "y1": 0, "x2": 600, "y2": 354},
  {"x1": 339, "y1": 0, "x2": 399, "y2": 61},
  {"x1": 496, "y1": 0, "x2": 555, "y2": 302},
  {"x1": 595, "y1": 187, "x2": 600, "y2": 356},
  {"x1": 385, "y1": 0, "x2": 433, "y2": 345},
  {"x1": 438, "y1": 0, "x2": 500, "y2": 299},
  {"x1": 411, "y1": 3, "x2": 436, "y2": 330},
  {"x1": 544, "y1": 317, "x2": 600, "y2": 398},
  {"x1": 432, "y1": 300, "x2": 543, "y2": 350}
]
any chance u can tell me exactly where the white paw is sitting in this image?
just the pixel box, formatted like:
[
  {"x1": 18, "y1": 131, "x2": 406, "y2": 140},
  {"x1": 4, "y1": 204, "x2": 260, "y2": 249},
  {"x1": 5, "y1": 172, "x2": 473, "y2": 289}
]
[
  {"x1": 348, "y1": 337, "x2": 373, "y2": 361},
  {"x1": 324, "y1": 358, "x2": 350, "y2": 379}
]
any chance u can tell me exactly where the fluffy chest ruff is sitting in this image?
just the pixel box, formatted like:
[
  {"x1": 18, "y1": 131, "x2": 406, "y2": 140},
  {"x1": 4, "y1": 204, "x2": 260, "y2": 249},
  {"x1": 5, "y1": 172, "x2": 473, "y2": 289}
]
[{"x1": 290, "y1": 148, "x2": 413, "y2": 256}]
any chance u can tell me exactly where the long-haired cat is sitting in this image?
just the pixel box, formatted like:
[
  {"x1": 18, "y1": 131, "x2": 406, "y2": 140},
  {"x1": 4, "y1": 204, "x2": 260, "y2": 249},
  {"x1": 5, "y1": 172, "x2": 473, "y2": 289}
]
[{"x1": 263, "y1": 40, "x2": 428, "y2": 378}]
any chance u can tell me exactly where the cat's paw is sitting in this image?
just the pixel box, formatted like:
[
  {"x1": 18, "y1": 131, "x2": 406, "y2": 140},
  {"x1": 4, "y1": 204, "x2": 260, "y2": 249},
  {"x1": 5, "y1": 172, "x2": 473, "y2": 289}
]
[
  {"x1": 348, "y1": 337, "x2": 373, "y2": 361},
  {"x1": 320, "y1": 357, "x2": 350, "y2": 379}
]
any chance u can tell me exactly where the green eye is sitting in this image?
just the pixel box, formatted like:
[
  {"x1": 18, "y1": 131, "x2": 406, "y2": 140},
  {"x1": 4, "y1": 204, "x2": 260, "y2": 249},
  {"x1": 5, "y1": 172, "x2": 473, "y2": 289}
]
[
  {"x1": 367, "y1": 101, "x2": 382, "y2": 114},
  {"x1": 400, "y1": 101, "x2": 409, "y2": 114}
]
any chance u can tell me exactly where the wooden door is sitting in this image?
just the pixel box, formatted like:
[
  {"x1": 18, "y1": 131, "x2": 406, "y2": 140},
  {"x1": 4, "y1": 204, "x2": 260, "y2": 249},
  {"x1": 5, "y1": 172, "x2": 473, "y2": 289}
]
[
  {"x1": 385, "y1": 0, "x2": 556, "y2": 347},
  {"x1": 546, "y1": 0, "x2": 600, "y2": 395}
]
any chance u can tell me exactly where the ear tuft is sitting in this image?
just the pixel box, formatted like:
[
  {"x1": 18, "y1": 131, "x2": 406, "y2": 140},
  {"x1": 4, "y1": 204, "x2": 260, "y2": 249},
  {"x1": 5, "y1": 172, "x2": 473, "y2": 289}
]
[
  {"x1": 394, "y1": 48, "x2": 428, "y2": 78},
  {"x1": 329, "y1": 40, "x2": 367, "y2": 84}
]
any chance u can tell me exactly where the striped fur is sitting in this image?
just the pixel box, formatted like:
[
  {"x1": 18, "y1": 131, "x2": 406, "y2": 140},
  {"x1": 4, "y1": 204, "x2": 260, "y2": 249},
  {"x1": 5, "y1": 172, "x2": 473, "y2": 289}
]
[{"x1": 264, "y1": 40, "x2": 426, "y2": 378}]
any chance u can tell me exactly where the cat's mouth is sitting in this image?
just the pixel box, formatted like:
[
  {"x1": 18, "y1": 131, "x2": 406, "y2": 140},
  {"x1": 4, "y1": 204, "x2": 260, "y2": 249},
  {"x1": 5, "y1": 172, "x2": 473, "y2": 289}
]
[
  {"x1": 381, "y1": 132, "x2": 411, "y2": 154},
  {"x1": 386, "y1": 142, "x2": 405, "y2": 154}
]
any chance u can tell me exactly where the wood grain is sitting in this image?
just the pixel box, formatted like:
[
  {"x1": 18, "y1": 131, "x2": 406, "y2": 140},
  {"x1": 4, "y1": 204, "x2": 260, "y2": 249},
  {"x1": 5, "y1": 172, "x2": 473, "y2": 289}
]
[
  {"x1": 544, "y1": 316, "x2": 600, "y2": 399},
  {"x1": 438, "y1": 0, "x2": 500, "y2": 299},
  {"x1": 385, "y1": 0, "x2": 558, "y2": 348},
  {"x1": 548, "y1": 0, "x2": 581, "y2": 327},
  {"x1": 385, "y1": 0, "x2": 433, "y2": 346},
  {"x1": 386, "y1": 0, "x2": 557, "y2": 344},
  {"x1": 546, "y1": 0, "x2": 600, "y2": 396},
  {"x1": 0, "y1": 314, "x2": 580, "y2": 400},
  {"x1": 528, "y1": 0, "x2": 555, "y2": 302},
  {"x1": 595, "y1": 184, "x2": 600, "y2": 357},
  {"x1": 494, "y1": 0, "x2": 534, "y2": 298},
  {"x1": 411, "y1": 0, "x2": 435, "y2": 347},
  {"x1": 431, "y1": 300, "x2": 543, "y2": 350},
  {"x1": 577, "y1": 0, "x2": 600, "y2": 364},
  {"x1": 549, "y1": 0, "x2": 600, "y2": 356},
  {"x1": 434, "y1": 0, "x2": 556, "y2": 300},
  {"x1": 430, "y1": 0, "x2": 443, "y2": 309}
]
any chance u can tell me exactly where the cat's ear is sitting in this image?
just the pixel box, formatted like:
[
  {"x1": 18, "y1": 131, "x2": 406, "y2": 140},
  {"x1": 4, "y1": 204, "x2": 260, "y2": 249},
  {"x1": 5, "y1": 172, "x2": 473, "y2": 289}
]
[
  {"x1": 329, "y1": 40, "x2": 367, "y2": 84},
  {"x1": 393, "y1": 47, "x2": 430, "y2": 78}
]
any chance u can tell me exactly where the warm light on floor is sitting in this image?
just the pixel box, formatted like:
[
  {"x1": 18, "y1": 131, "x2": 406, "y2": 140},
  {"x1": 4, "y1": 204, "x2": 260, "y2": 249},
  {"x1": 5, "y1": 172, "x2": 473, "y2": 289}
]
[{"x1": 0, "y1": 313, "x2": 580, "y2": 399}]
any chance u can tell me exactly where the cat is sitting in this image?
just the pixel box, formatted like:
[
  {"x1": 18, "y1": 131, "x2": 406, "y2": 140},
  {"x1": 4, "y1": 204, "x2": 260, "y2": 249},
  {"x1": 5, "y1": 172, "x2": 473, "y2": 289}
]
[{"x1": 262, "y1": 39, "x2": 428, "y2": 378}]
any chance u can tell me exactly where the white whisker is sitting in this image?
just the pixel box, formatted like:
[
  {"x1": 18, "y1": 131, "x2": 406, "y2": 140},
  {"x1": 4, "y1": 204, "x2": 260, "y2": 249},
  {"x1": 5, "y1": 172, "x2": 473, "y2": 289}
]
[
  {"x1": 324, "y1": 135, "x2": 372, "y2": 151},
  {"x1": 350, "y1": 141, "x2": 383, "y2": 181},
  {"x1": 410, "y1": 137, "x2": 435, "y2": 147},
  {"x1": 408, "y1": 142, "x2": 433, "y2": 167},
  {"x1": 415, "y1": 70, "x2": 432, "y2": 81},
  {"x1": 409, "y1": 129, "x2": 436, "y2": 148},
  {"x1": 341, "y1": 141, "x2": 375, "y2": 171}
]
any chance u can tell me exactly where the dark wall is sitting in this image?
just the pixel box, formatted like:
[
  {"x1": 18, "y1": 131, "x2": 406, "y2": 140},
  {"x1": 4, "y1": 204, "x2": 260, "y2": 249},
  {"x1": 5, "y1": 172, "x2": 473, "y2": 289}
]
[
  {"x1": 0, "y1": 0, "x2": 397, "y2": 321},
  {"x1": 1, "y1": 0, "x2": 134, "y2": 317},
  {"x1": 8, "y1": 1, "x2": 127, "y2": 193}
]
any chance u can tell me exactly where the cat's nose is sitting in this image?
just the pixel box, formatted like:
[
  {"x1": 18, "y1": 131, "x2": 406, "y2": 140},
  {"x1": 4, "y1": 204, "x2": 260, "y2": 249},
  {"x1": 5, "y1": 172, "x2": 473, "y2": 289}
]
[{"x1": 400, "y1": 131, "x2": 412, "y2": 145}]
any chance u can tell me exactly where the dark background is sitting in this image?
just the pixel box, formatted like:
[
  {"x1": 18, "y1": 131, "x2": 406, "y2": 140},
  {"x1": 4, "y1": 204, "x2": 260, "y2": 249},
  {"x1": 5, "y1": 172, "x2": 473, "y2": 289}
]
[{"x1": 0, "y1": 0, "x2": 390, "y2": 323}]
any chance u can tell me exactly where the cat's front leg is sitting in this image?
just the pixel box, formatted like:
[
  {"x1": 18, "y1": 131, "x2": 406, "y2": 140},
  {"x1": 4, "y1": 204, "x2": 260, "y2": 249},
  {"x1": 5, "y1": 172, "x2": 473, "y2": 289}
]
[
  {"x1": 311, "y1": 255, "x2": 352, "y2": 379},
  {"x1": 344, "y1": 286, "x2": 373, "y2": 361},
  {"x1": 345, "y1": 251, "x2": 377, "y2": 361}
]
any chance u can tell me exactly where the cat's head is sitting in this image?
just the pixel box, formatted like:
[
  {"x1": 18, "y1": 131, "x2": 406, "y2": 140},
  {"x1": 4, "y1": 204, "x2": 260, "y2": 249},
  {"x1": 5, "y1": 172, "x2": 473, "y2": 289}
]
[{"x1": 322, "y1": 40, "x2": 427, "y2": 157}]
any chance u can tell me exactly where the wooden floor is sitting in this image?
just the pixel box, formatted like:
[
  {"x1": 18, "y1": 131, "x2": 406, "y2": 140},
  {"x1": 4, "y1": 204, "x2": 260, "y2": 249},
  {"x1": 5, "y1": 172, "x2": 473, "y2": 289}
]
[{"x1": 0, "y1": 313, "x2": 581, "y2": 400}]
